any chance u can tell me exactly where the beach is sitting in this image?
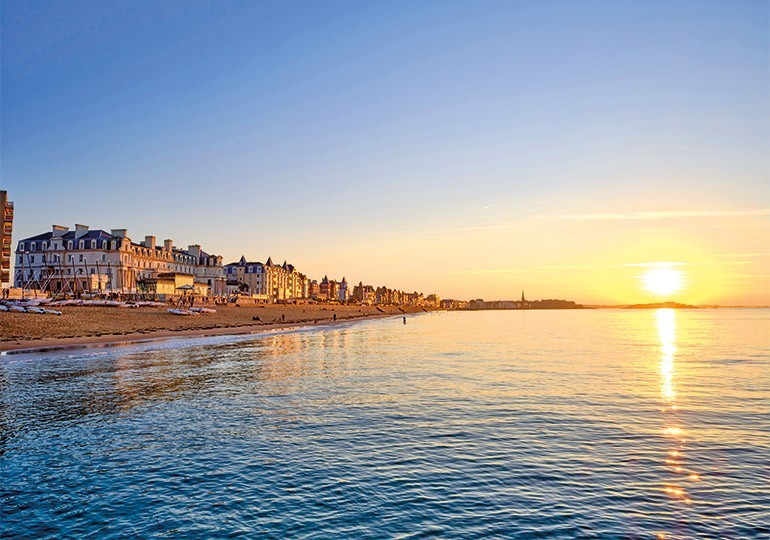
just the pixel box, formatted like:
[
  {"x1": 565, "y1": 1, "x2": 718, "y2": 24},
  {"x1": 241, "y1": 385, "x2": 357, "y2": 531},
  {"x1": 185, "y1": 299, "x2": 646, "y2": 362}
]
[{"x1": 0, "y1": 303, "x2": 425, "y2": 353}]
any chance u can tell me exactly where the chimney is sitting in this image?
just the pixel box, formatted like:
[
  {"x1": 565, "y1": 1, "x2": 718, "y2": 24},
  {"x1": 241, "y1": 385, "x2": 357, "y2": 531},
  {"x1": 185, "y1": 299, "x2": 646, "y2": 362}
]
[
  {"x1": 144, "y1": 236, "x2": 156, "y2": 249},
  {"x1": 52, "y1": 225, "x2": 69, "y2": 237},
  {"x1": 75, "y1": 224, "x2": 89, "y2": 238},
  {"x1": 187, "y1": 245, "x2": 201, "y2": 258},
  {"x1": 111, "y1": 229, "x2": 127, "y2": 238},
  {"x1": 164, "y1": 239, "x2": 173, "y2": 252}
]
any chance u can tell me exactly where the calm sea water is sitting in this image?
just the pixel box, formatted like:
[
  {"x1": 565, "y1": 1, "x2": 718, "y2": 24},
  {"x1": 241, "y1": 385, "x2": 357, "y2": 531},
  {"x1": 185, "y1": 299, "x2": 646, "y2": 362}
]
[{"x1": 1, "y1": 309, "x2": 768, "y2": 539}]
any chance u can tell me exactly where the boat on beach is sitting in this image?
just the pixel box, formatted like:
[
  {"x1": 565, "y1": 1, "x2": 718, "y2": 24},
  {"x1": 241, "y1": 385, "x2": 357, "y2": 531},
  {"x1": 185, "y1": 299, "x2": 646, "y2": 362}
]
[
  {"x1": 0, "y1": 302, "x2": 62, "y2": 315},
  {"x1": 167, "y1": 308, "x2": 199, "y2": 316}
]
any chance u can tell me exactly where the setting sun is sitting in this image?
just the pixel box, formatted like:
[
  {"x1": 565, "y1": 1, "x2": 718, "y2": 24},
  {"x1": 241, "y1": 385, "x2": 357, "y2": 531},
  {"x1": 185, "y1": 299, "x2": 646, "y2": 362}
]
[{"x1": 643, "y1": 267, "x2": 684, "y2": 296}]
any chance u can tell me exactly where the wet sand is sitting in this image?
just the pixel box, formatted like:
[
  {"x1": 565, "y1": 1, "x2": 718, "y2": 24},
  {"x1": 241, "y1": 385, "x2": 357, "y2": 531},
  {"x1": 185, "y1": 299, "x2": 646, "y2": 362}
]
[{"x1": 0, "y1": 303, "x2": 423, "y2": 353}]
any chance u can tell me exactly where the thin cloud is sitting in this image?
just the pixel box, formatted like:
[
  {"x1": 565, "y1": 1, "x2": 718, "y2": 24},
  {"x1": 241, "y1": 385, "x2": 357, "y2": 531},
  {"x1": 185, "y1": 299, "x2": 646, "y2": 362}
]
[
  {"x1": 530, "y1": 209, "x2": 770, "y2": 221},
  {"x1": 455, "y1": 259, "x2": 755, "y2": 275},
  {"x1": 624, "y1": 262, "x2": 688, "y2": 267},
  {"x1": 716, "y1": 252, "x2": 770, "y2": 258}
]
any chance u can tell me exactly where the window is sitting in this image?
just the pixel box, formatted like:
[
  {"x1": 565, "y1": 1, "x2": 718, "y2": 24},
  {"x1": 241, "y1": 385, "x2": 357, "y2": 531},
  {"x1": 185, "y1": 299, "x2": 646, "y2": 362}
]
[
  {"x1": 102, "y1": 240, "x2": 108, "y2": 249},
  {"x1": 102, "y1": 254, "x2": 106, "y2": 262},
  {"x1": 30, "y1": 256, "x2": 35, "y2": 263},
  {"x1": 67, "y1": 255, "x2": 73, "y2": 263},
  {"x1": 18, "y1": 255, "x2": 22, "y2": 264},
  {"x1": 111, "y1": 241, "x2": 116, "y2": 250},
  {"x1": 91, "y1": 240, "x2": 96, "y2": 249},
  {"x1": 18, "y1": 242, "x2": 24, "y2": 251},
  {"x1": 78, "y1": 240, "x2": 84, "y2": 249},
  {"x1": 30, "y1": 243, "x2": 36, "y2": 252},
  {"x1": 79, "y1": 254, "x2": 84, "y2": 262},
  {"x1": 68, "y1": 241, "x2": 73, "y2": 250},
  {"x1": 42, "y1": 241, "x2": 48, "y2": 250}
]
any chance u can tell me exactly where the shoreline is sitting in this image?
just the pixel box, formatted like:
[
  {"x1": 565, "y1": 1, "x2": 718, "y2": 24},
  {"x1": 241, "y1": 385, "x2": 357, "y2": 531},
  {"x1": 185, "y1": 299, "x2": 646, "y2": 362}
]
[
  {"x1": 0, "y1": 312, "x2": 401, "y2": 356},
  {"x1": 1, "y1": 304, "x2": 425, "y2": 355}
]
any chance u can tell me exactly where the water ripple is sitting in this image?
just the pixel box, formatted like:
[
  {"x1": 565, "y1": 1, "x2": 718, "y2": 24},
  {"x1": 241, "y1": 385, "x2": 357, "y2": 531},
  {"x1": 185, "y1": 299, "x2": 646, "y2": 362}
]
[{"x1": 2, "y1": 309, "x2": 768, "y2": 538}]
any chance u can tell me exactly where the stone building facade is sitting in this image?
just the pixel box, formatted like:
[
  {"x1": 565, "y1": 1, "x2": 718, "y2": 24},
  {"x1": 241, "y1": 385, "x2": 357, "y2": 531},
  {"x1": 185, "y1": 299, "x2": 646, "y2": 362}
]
[
  {"x1": 224, "y1": 256, "x2": 307, "y2": 302},
  {"x1": 14, "y1": 225, "x2": 225, "y2": 296}
]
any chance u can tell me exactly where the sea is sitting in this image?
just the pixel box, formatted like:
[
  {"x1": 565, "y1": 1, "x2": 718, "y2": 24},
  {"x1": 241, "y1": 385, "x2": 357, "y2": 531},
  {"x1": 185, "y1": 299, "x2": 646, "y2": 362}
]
[{"x1": 1, "y1": 309, "x2": 768, "y2": 539}]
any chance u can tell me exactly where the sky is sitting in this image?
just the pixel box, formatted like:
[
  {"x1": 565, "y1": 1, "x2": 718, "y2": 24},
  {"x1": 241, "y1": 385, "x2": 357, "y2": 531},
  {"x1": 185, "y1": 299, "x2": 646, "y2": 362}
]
[{"x1": 2, "y1": 0, "x2": 768, "y2": 304}]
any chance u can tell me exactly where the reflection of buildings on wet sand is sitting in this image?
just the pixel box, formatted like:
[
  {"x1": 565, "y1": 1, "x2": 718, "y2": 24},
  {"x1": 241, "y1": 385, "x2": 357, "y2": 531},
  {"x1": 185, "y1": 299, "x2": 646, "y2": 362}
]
[
  {"x1": 656, "y1": 309, "x2": 700, "y2": 511},
  {"x1": 108, "y1": 330, "x2": 355, "y2": 412}
]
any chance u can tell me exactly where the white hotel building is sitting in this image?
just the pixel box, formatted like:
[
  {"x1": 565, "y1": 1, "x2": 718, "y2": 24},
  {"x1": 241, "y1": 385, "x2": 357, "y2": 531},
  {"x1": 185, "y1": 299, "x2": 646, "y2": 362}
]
[{"x1": 14, "y1": 224, "x2": 225, "y2": 296}]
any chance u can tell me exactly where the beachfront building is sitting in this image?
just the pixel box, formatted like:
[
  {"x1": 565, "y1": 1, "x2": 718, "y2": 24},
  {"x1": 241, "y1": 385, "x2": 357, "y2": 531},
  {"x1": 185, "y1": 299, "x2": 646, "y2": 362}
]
[
  {"x1": 1, "y1": 191, "x2": 13, "y2": 287},
  {"x1": 140, "y1": 272, "x2": 195, "y2": 299},
  {"x1": 440, "y1": 299, "x2": 468, "y2": 310},
  {"x1": 14, "y1": 225, "x2": 225, "y2": 296},
  {"x1": 224, "y1": 256, "x2": 307, "y2": 302},
  {"x1": 338, "y1": 277, "x2": 348, "y2": 301},
  {"x1": 307, "y1": 279, "x2": 320, "y2": 300},
  {"x1": 352, "y1": 282, "x2": 376, "y2": 305},
  {"x1": 315, "y1": 276, "x2": 348, "y2": 302}
]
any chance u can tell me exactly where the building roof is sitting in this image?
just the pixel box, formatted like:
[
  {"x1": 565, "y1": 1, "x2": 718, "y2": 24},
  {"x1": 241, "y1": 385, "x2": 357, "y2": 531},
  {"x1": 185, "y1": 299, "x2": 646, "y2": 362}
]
[
  {"x1": 226, "y1": 258, "x2": 263, "y2": 267},
  {"x1": 18, "y1": 229, "x2": 116, "y2": 243}
]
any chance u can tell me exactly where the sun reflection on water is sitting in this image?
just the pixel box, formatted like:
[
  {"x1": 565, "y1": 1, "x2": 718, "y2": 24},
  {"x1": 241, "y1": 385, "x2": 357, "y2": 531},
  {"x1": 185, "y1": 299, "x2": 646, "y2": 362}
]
[{"x1": 655, "y1": 308, "x2": 701, "y2": 512}]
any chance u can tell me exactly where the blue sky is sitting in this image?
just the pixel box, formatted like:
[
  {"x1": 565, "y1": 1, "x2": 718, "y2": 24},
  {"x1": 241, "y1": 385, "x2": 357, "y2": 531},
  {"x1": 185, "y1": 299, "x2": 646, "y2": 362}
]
[{"x1": 2, "y1": 0, "x2": 768, "y2": 301}]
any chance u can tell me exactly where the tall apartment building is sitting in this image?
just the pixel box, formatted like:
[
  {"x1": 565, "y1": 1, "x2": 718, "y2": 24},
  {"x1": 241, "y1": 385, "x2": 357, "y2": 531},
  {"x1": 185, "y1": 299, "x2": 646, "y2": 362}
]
[
  {"x1": 14, "y1": 224, "x2": 225, "y2": 296},
  {"x1": 224, "y1": 256, "x2": 307, "y2": 302},
  {"x1": 319, "y1": 275, "x2": 348, "y2": 301},
  {"x1": 1, "y1": 191, "x2": 13, "y2": 287}
]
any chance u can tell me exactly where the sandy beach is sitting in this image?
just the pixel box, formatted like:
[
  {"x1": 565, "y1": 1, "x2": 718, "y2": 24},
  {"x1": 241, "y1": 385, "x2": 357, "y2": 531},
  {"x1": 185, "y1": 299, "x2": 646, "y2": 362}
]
[{"x1": 0, "y1": 303, "x2": 426, "y2": 353}]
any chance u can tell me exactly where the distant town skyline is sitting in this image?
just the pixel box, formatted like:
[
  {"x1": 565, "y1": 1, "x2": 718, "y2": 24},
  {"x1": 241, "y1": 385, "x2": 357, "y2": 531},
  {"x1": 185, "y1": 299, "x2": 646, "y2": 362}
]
[{"x1": 2, "y1": 1, "x2": 768, "y2": 304}]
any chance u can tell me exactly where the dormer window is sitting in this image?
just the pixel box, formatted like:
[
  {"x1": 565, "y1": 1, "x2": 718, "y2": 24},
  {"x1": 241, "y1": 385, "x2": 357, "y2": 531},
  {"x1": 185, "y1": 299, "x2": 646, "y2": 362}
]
[
  {"x1": 30, "y1": 243, "x2": 36, "y2": 252},
  {"x1": 18, "y1": 242, "x2": 24, "y2": 251},
  {"x1": 91, "y1": 240, "x2": 96, "y2": 249},
  {"x1": 102, "y1": 240, "x2": 108, "y2": 249},
  {"x1": 111, "y1": 241, "x2": 116, "y2": 250},
  {"x1": 42, "y1": 241, "x2": 48, "y2": 250},
  {"x1": 78, "y1": 240, "x2": 85, "y2": 249},
  {"x1": 68, "y1": 241, "x2": 73, "y2": 250}
]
